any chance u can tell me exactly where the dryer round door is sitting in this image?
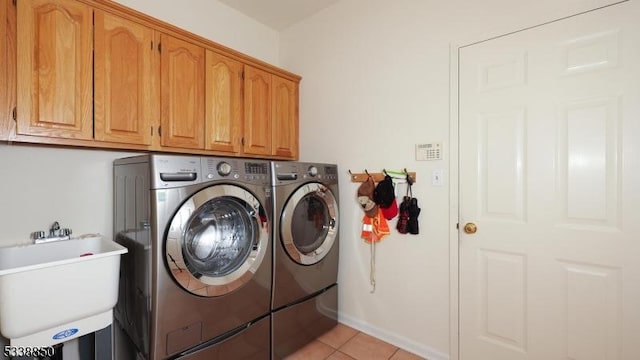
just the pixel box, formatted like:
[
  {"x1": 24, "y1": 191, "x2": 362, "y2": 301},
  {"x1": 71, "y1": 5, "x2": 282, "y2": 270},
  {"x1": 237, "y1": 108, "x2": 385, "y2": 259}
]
[
  {"x1": 165, "y1": 184, "x2": 269, "y2": 297},
  {"x1": 281, "y1": 183, "x2": 339, "y2": 265}
]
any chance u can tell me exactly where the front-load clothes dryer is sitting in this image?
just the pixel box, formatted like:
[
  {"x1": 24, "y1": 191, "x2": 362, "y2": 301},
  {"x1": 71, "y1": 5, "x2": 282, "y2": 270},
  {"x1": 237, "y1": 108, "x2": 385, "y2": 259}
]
[
  {"x1": 113, "y1": 154, "x2": 272, "y2": 360},
  {"x1": 270, "y1": 161, "x2": 340, "y2": 359}
]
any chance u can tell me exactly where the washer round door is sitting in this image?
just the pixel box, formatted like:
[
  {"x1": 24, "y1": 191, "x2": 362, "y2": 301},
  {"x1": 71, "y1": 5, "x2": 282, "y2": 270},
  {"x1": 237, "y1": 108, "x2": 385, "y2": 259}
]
[
  {"x1": 281, "y1": 183, "x2": 339, "y2": 265},
  {"x1": 165, "y1": 184, "x2": 269, "y2": 297}
]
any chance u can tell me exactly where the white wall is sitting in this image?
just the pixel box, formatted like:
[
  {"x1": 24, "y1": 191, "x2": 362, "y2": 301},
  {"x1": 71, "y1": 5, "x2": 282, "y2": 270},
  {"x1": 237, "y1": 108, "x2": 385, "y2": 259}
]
[
  {"x1": 279, "y1": 0, "x2": 621, "y2": 358},
  {"x1": 112, "y1": 0, "x2": 280, "y2": 64},
  {"x1": 0, "y1": 145, "x2": 132, "y2": 245}
]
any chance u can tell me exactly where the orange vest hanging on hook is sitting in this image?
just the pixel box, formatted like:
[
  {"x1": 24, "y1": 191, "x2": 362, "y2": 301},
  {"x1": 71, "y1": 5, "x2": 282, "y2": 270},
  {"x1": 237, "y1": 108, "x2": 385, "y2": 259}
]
[{"x1": 361, "y1": 208, "x2": 390, "y2": 243}]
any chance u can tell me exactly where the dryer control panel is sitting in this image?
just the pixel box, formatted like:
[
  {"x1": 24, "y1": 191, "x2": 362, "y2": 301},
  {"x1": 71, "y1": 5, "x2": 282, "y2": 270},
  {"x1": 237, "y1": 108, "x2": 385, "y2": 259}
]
[{"x1": 271, "y1": 161, "x2": 338, "y2": 186}]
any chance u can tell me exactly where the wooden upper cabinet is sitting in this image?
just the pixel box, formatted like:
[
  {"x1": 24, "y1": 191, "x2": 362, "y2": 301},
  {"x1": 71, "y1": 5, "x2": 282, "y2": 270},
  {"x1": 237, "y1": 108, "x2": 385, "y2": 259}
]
[
  {"x1": 205, "y1": 50, "x2": 243, "y2": 154},
  {"x1": 8, "y1": 0, "x2": 299, "y2": 157},
  {"x1": 159, "y1": 34, "x2": 205, "y2": 149},
  {"x1": 0, "y1": 0, "x2": 8, "y2": 139},
  {"x1": 1, "y1": 0, "x2": 15, "y2": 141},
  {"x1": 17, "y1": 0, "x2": 93, "y2": 140},
  {"x1": 272, "y1": 75, "x2": 298, "y2": 159},
  {"x1": 94, "y1": 10, "x2": 156, "y2": 146},
  {"x1": 243, "y1": 65, "x2": 272, "y2": 156}
]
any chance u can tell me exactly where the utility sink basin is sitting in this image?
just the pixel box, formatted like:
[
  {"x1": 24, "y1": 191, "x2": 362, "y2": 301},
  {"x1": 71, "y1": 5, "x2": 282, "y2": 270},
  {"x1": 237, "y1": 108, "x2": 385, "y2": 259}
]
[{"x1": 0, "y1": 235, "x2": 127, "y2": 346}]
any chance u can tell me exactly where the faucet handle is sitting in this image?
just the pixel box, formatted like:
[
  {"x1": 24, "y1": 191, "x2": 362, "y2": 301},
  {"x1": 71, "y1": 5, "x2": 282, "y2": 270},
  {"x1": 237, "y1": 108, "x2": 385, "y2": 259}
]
[
  {"x1": 31, "y1": 231, "x2": 46, "y2": 240},
  {"x1": 60, "y1": 228, "x2": 72, "y2": 236}
]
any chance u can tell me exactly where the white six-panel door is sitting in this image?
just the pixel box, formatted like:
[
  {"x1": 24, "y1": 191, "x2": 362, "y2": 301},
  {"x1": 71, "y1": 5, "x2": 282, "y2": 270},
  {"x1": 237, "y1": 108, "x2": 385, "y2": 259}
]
[{"x1": 459, "y1": 1, "x2": 640, "y2": 359}]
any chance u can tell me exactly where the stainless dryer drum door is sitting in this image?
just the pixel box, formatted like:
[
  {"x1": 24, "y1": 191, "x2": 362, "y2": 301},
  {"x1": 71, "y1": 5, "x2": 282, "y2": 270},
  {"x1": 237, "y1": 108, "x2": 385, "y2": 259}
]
[
  {"x1": 281, "y1": 183, "x2": 339, "y2": 265},
  {"x1": 165, "y1": 184, "x2": 269, "y2": 297}
]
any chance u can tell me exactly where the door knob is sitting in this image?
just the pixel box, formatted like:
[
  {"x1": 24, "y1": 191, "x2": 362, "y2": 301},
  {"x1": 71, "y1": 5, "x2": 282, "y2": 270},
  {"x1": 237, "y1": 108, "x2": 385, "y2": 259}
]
[{"x1": 463, "y1": 222, "x2": 477, "y2": 234}]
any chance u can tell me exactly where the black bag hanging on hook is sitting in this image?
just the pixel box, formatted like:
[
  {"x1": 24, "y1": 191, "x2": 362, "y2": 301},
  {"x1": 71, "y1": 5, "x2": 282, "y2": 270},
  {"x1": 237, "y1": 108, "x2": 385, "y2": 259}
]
[
  {"x1": 396, "y1": 174, "x2": 421, "y2": 235},
  {"x1": 407, "y1": 197, "x2": 421, "y2": 235},
  {"x1": 396, "y1": 196, "x2": 411, "y2": 234},
  {"x1": 396, "y1": 179, "x2": 413, "y2": 234}
]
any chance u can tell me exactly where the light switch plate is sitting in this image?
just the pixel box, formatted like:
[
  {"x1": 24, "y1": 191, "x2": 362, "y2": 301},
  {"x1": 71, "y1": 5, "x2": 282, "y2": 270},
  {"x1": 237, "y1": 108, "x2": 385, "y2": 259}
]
[
  {"x1": 432, "y1": 169, "x2": 444, "y2": 186},
  {"x1": 416, "y1": 142, "x2": 442, "y2": 161}
]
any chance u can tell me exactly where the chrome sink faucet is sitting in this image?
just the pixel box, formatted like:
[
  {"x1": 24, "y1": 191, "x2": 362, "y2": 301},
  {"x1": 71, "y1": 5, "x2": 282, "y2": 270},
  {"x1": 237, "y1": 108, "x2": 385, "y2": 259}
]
[
  {"x1": 49, "y1": 221, "x2": 60, "y2": 237},
  {"x1": 32, "y1": 221, "x2": 73, "y2": 244}
]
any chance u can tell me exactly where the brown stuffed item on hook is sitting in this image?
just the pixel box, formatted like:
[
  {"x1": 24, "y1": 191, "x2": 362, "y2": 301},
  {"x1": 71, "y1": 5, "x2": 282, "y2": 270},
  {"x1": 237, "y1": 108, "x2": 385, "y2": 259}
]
[{"x1": 357, "y1": 177, "x2": 378, "y2": 218}]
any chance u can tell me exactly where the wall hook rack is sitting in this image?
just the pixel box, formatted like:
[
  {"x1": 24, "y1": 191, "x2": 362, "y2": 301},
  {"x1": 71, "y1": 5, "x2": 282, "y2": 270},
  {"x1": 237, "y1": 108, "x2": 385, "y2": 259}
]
[{"x1": 348, "y1": 169, "x2": 416, "y2": 183}]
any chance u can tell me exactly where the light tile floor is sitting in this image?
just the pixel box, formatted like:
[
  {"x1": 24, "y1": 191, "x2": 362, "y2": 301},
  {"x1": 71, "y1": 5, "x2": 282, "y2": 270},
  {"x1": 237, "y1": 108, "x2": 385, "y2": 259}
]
[{"x1": 284, "y1": 323, "x2": 426, "y2": 360}]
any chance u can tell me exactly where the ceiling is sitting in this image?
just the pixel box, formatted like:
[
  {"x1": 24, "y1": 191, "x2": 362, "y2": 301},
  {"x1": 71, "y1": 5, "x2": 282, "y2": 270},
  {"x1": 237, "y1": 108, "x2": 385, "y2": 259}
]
[{"x1": 217, "y1": 0, "x2": 341, "y2": 30}]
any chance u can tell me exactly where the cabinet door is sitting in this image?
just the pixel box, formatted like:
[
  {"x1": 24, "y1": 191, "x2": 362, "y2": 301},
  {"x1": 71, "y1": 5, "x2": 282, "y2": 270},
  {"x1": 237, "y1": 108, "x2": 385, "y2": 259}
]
[
  {"x1": 17, "y1": 0, "x2": 93, "y2": 139},
  {"x1": 272, "y1": 76, "x2": 298, "y2": 159},
  {"x1": 205, "y1": 50, "x2": 243, "y2": 153},
  {"x1": 160, "y1": 34, "x2": 205, "y2": 149},
  {"x1": 0, "y1": 0, "x2": 8, "y2": 139},
  {"x1": 2, "y1": 0, "x2": 15, "y2": 140},
  {"x1": 243, "y1": 66, "x2": 271, "y2": 156},
  {"x1": 94, "y1": 10, "x2": 155, "y2": 145}
]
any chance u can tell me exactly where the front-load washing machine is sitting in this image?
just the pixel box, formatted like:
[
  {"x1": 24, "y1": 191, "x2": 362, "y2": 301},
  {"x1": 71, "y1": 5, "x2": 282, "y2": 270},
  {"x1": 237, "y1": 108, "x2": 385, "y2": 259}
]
[
  {"x1": 113, "y1": 154, "x2": 272, "y2": 360},
  {"x1": 270, "y1": 161, "x2": 340, "y2": 359}
]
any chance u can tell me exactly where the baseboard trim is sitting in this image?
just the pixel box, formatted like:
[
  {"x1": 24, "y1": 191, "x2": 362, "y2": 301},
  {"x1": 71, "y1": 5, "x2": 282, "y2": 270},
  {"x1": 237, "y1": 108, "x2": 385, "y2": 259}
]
[{"x1": 338, "y1": 312, "x2": 449, "y2": 360}]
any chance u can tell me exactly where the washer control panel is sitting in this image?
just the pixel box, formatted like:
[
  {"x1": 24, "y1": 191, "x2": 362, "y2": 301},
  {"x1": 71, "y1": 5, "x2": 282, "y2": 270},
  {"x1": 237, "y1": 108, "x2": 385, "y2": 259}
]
[
  {"x1": 151, "y1": 155, "x2": 201, "y2": 188},
  {"x1": 217, "y1": 162, "x2": 232, "y2": 176},
  {"x1": 202, "y1": 158, "x2": 270, "y2": 184}
]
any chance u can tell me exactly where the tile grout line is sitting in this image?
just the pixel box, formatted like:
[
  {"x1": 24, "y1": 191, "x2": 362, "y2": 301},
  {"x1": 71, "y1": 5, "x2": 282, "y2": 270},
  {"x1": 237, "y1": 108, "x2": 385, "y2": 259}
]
[
  {"x1": 317, "y1": 328, "x2": 361, "y2": 351},
  {"x1": 323, "y1": 348, "x2": 337, "y2": 360},
  {"x1": 388, "y1": 347, "x2": 400, "y2": 359},
  {"x1": 338, "y1": 330, "x2": 361, "y2": 351}
]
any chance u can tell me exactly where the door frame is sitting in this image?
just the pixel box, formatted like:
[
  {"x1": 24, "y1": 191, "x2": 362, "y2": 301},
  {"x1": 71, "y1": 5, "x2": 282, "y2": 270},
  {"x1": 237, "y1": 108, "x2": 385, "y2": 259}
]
[
  {"x1": 448, "y1": 41, "x2": 461, "y2": 360},
  {"x1": 447, "y1": 3, "x2": 627, "y2": 360}
]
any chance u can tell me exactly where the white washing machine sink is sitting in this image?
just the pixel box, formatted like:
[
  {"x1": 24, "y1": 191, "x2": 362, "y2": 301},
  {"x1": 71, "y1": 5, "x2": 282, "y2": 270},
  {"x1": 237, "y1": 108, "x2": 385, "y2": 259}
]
[{"x1": 0, "y1": 235, "x2": 127, "y2": 346}]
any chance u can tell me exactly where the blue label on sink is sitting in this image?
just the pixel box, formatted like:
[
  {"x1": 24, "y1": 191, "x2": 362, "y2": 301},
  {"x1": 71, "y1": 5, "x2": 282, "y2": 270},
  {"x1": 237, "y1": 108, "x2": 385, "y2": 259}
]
[{"x1": 53, "y1": 328, "x2": 79, "y2": 340}]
